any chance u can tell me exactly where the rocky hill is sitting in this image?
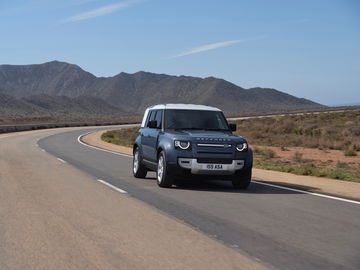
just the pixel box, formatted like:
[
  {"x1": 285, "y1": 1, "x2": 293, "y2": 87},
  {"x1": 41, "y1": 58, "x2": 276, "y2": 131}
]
[
  {"x1": 0, "y1": 93, "x2": 48, "y2": 118},
  {"x1": 0, "y1": 93, "x2": 125, "y2": 120},
  {"x1": 0, "y1": 61, "x2": 324, "y2": 118}
]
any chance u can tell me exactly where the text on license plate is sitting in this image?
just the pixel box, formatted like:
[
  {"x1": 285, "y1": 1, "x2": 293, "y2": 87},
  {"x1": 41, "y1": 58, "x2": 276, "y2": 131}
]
[{"x1": 205, "y1": 164, "x2": 224, "y2": 170}]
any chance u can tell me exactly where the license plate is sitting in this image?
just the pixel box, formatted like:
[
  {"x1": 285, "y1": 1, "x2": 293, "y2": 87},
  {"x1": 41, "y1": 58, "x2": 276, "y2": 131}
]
[{"x1": 205, "y1": 164, "x2": 224, "y2": 170}]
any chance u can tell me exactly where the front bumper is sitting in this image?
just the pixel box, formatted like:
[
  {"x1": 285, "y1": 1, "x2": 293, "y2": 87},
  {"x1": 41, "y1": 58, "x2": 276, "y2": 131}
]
[
  {"x1": 164, "y1": 146, "x2": 253, "y2": 178},
  {"x1": 178, "y1": 158, "x2": 244, "y2": 175}
]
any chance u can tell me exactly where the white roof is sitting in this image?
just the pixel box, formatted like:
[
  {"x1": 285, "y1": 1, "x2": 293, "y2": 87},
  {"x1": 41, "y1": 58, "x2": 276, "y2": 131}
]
[
  {"x1": 141, "y1": 104, "x2": 221, "y2": 127},
  {"x1": 147, "y1": 104, "x2": 221, "y2": 111}
]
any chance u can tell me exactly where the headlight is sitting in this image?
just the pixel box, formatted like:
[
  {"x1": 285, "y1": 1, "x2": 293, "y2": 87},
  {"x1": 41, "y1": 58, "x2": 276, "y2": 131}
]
[
  {"x1": 236, "y1": 142, "x2": 248, "y2": 152},
  {"x1": 174, "y1": 140, "x2": 191, "y2": 150}
]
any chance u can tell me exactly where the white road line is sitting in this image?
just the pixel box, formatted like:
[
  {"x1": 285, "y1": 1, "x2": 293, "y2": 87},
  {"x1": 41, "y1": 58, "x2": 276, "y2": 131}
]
[
  {"x1": 36, "y1": 142, "x2": 47, "y2": 152},
  {"x1": 57, "y1": 158, "x2": 67, "y2": 164},
  {"x1": 97, "y1": 179, "x2": 127, "y2": 194},
  {"x1": 252, "y1": 180, "x2": 360, "y2": 205},
  {"x1": 78, "y1": 131, "x2": 360, "y2": 205},
  {"x1": 77, "y1": 133, "x2": 132, "y2": 158}
]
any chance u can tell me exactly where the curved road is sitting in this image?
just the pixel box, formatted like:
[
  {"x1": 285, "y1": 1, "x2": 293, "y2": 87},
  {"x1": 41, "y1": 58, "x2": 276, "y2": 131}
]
[{"x1": 1, "y1": 126, "x2": 359, "y2": 270}]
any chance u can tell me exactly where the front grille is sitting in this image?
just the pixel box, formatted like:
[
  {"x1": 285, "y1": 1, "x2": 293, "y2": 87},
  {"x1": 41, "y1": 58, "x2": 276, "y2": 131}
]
[
  {"x1": 197, "y1": 143, "x2": 232, "y2": 148},
  {"x1": 197, "y1": 151, "x2": 233, "y2": 155},
  {"x1": 197, "y1": 158, "x2": 233, "y2": 164}
]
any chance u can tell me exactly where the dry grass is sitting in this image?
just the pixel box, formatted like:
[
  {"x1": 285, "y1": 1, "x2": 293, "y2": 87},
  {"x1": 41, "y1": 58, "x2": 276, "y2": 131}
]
[
  {"x1": 233, "y1": 110, "x2": 360, "y2": 153},
  {"x1": 231, "y1": 110, "x2": 360, "y2": 181},
  {"x1": 101, "y1": 110, "x2": 360, "y2": 182},
  {"x1": 101, "y1": 128, "x2": 139, "y2": 148},
  {"x1": 253, "y1": 147, "x2": 360, "y2": 182}
]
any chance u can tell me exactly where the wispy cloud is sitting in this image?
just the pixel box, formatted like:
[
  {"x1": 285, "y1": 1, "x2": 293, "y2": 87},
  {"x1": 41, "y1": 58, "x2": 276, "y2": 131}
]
[
  {"x1": 63, "y1": 0, "x2": 140, "y2": 22},
  {"x1": 171, "y1": 36, "x2": 267, "y2": 58}
]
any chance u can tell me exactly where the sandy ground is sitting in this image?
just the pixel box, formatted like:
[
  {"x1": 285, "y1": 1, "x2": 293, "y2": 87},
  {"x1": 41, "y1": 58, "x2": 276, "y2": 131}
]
[
  {"x1": 82, "y1": 130, "x2": 360, "y2": 201},
  {"x1": 83, "y1": 130, "x2": 133, "y2": 155},
  {"x1": 253, "y1": 145, "x2": 360, "y2": 168},
  {"x1": 0, "y1": 128, "x2": 269, "y2": 270}
]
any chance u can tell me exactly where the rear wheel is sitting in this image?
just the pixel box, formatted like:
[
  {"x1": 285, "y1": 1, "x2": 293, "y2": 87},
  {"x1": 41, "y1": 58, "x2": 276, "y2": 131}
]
[
  {"x1": 157, "y1": 151, "x2": 173, "y2": 188},
  {"x1": 232, "y1": 168, "x2": 252, "y2": 189},
  {"x1": 133, "y1": 148, "x2": 147, "y2": 178}
]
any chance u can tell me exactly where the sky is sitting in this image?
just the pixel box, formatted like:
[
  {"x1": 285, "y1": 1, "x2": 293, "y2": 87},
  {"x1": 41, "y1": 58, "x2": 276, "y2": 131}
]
[{"x1": 0, "y1": 0, "x2": 359, "y2": 106}]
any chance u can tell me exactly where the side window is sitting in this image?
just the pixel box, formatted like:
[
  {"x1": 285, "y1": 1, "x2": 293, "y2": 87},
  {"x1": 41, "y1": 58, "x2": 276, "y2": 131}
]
[
  {"x1": 154, "y1": 110, "x2": 163, "y2": 129},
  {"x1": 145, "y1": 110, "x2": 155, "y2": 127}
]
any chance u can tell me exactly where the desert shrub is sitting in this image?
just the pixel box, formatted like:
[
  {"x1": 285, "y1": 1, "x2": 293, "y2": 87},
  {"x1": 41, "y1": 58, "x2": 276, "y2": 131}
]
[
  {"x1": 254, "y1": 159, "x2": 360, "y2": 182},
  {"x1": 101, "y1": 128, "x2": 138, "y2": 148},
  {"x1": 253, "y1": 147, "x2": 262, "y2": 155},
  {"x1": 350, "y1": 144, "x2": 360, "y2": 151},
  {"x1": 291, "y1": 138, "x2": 303, "y2": 147},
  {"x1": 253, "y1": 147, "x2": 277, "y2": 159},
  {"x1": 344, "y1": 148, "x2": 357, "y2": 157},
  {"x1": 234, "y1": 109, "x2": 360, "y2": 151},
  {"x1": 307, "y1": 138, "x2": 319, "y2": 148},
  {"x1": 296, "y1": 166, "x2": 315, "y2": 176},
  {"x1": 336, "y1": 161, "x2": 349, "y2": 169},
  {"x1": 263, "y1": 148, "x2": 277, "y2": 159},
  {"x1": 342, "y1": 140, "x2": 352, "y2": 148},
  {"x1": 279, "y1": 120, "x2": 296, "y2": 133},
  {"x1": 292, "y1": 151, "x2": 304, "y2": 162},
  {"x1": 106, "y1": 133, "x2": 114, "y2": 138}
]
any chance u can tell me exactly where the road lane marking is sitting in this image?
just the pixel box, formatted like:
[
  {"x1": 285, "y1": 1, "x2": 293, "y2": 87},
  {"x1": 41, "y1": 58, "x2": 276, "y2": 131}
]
[
  {"x1": 36, "y1": 142, "x2": 47, "y2": 152},
  {"x1": 77, "y1": 132, "x2": 360, "y2": 205},
  {"x1": 97, "y1": 179, "x2": 127, "y2": 194},
  {"x1": 252, "y1": 180, "x2": 360, "y2": 205},
  {"x1": 77, "y1": 133, "x2": 132, "y2": 158},
  {"x1": 57, "y1": 158, "x2": 67, "y2": 163}
]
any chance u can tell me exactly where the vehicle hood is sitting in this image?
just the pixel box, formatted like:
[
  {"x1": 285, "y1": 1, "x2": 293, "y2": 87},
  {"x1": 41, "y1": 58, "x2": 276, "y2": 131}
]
[{"x1": 166, "y1": 130, "x2": 246, "y2": 143}]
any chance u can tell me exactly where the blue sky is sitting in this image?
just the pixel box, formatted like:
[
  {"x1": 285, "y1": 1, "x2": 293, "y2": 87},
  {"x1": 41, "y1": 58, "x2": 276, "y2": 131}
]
[{"x1": 0, "y1": 0, "x2": 359, "y2": 106}]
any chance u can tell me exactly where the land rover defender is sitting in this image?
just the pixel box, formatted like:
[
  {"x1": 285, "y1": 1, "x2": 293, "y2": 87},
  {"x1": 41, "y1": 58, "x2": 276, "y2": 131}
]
[{"x1": 133, "y1": 104, "x2": 253, "y2": 188}]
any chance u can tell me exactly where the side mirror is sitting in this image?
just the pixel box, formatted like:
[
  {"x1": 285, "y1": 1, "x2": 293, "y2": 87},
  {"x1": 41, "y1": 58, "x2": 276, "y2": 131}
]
[
  {"x1": 229, "y1": 123, "x2": 237, "y2": 131},
  {"x1": 148, "y1": 120, "x2": 158, "y2": 129}
]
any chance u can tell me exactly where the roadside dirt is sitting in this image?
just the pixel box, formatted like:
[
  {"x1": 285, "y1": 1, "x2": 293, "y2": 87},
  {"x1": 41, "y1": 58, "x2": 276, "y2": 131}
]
[
  {"x1": 82, "y1": 130, "x2": 360, "y2": 201},
  {"x1": 253, "y1": 145, "x2": 360, "y2": 170},
  {"x1": 83, "y1": 130, "x2": 133, "y2": 155},
  {"x1": 261, "y1": 145, "x2": 359, "y2": 163}
]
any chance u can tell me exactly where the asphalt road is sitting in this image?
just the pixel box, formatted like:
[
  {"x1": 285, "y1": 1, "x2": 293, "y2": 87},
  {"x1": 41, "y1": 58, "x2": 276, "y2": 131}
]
[
  {"x1": 1, "y1": 128, "x2": 270, "y2": 270},
  {"x1": 36, "y1": 127, "x2": 360, "y2": 270}
]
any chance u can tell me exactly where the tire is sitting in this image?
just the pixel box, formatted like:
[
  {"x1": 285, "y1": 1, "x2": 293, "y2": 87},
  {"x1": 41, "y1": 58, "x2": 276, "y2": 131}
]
[
  {"x1": 156, "y1": 151, "x2": 173, "y2": 188},
  {"x1": 232, "y1": 168, "x2": 252, "y2": 189},
  {"x1": 133, "y1": 148, "x2": 147, "y2": 178}
]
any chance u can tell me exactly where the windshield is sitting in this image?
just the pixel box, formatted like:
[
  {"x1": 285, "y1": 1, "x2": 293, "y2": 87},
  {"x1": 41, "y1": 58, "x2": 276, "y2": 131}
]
[{"x1": 164, "y1": 109, "x2": 229, "y2": 131}]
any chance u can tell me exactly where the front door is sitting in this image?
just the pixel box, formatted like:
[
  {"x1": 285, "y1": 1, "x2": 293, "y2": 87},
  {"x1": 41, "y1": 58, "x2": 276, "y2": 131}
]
[
  {"x1": 146, "y1": 109, "x2": 163, "y2": 162},
  {"x1": 142, "y1": 109, "x2": 162, "y2": 162},
  {"x1": 141, "y1": 110, "x2": 154, "y2": 161}
]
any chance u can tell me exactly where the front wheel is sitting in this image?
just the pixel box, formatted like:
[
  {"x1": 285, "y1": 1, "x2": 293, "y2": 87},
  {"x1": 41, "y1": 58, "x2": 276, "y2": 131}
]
[
  {"x1": 133, "y1": 148, "x2": 147, "y2": 178},
  {"x1": 232, "y1": 169, "x2": 252, "y2": 189},
  {"x1": 157, "y1": 151, "x2": 173, "y2": 188}
]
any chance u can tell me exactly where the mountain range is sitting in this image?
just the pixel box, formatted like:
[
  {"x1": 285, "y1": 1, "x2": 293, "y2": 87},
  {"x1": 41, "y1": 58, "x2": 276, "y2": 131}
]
[
  {"x1": 0, "y1": 61, "x2": 324, "y2": 119},
  {"x1": 0, "y1": 93, "x2": 126, "y2": 120}
]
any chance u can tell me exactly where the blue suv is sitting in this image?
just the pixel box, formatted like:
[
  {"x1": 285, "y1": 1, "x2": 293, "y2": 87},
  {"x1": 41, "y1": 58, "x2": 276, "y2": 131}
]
[{"x1": 133, "y1": 104, "x2": 253, "y2": 189}]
